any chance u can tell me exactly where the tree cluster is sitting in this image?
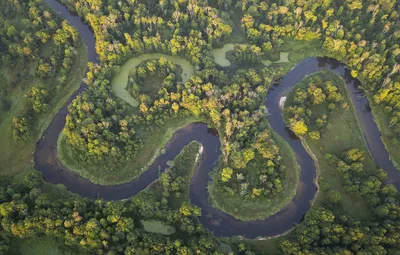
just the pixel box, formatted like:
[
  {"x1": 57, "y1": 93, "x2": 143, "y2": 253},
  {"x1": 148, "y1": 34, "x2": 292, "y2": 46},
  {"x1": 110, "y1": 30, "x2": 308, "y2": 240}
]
[
  {"x1": 0, "y1": 169, "x2": 225, "y2": 255},
  {"x1": 285, "y1": 71, "x2": 344, "y2": 137},
  {"x1": 0, "y1": 0, "x2": 81, "y2": 140},
  {"x1": 239, "y1": 0, "x2": 400, "y2": 146},
  {"x1": 281, "y1": 146, "x2": 400, "y2": 254},
  {"x1": 127, "y1": 58, "x2": 180, "y2": 100}
]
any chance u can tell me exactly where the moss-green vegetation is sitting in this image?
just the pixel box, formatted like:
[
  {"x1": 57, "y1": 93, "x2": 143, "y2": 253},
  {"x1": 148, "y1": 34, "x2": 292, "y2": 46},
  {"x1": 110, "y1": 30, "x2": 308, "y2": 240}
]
[
  {"x1": 0, "y1": 40, "x2": 87, "y2": 176},
  {"x1": 212, "y1": 43, "x2": 291, "y2": 68},
  {"x1": 111, "y1": 54, "x2": 195, "y2": 107},
  {"x1": 58, "y1": 117, "x2": 204, "y2": 185},
  {"x1": 209, "y1": 128, "x2": 299, "y2": 221},
  {"x1": 224, "y1": 236, "x2": 283, "y2": 255},
  {"x1": 212, "y1": 43, "x2": 243, "y2": 67},
  {"x1": 284, "y1": 70, "x2": 374, "y2": 219},
  {"x1": 141, "y1": 220, "x2": 176, "y2": 235},
  {"x1": 9, "y1": 236, "x2": 87, "y2": 255}
]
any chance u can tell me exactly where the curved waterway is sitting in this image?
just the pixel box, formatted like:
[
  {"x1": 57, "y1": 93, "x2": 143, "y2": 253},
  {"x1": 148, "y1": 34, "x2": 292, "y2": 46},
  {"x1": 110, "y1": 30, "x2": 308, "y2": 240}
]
[
  {"x1": 36, "y1": 0, "x2": 400, "y2": 239},
  {"x1": 111, "y1": 54, "x2": 195, "y2": 107}
]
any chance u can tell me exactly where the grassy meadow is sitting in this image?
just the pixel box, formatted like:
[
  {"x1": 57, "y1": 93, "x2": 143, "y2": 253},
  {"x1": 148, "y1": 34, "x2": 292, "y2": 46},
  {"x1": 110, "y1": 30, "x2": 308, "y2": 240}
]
[
  {"x1": 7, "y1": 236, "x2": 88, "y2": 255},
  {"x1": 0, "y1": 40, "x2": 87, "y2": 176}
]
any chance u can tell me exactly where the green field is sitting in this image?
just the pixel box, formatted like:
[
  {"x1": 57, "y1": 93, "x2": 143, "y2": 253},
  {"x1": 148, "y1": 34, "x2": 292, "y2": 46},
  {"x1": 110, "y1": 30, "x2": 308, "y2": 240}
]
[
  {"x1": 8, "y1": 236, "x2": 88, "y2": 255},
  {"x1": 262, "y1": 39, "x2": 326, "y2": 64},
  {"x1": 224, "y1": 236, "x2": 283, "y2": 255},
  {"x1": 11, "y1": 236, "x2": 64, "y2": 255},
  {"x1": 0, "y1": 40, "x2": 88, "y2": 176}
]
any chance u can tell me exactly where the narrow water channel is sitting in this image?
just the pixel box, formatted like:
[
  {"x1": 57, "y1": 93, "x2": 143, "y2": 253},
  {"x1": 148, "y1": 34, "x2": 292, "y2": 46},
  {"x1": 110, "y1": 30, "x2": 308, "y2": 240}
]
[{"x1": 36, "y1": 0, "x2": 400, "y2": 239}]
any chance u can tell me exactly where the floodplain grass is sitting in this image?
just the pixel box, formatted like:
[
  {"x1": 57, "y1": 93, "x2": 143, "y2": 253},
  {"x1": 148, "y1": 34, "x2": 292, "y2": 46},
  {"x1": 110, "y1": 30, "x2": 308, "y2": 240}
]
[
  {"x1": 0, "y1": 40, "x2": 87, "y2": 175},
  {"x1": 135, "y1": 141, "x2": 201, "y2": 199},
  {"x1": 284, "y1": 70, "x2": 374, "y2": 220},
  {"x1": 58, "y1": 116, "x2": 205, "y2": 185},
  {"x1": 223, "y1": 8, "x2": 247, "y2": 45},
  {"x1": 208, "y1": 126, "x2": 300, "y2": 222},
  {"x1": 9, "y1": 235, "x2": 88, "y2": 255}
]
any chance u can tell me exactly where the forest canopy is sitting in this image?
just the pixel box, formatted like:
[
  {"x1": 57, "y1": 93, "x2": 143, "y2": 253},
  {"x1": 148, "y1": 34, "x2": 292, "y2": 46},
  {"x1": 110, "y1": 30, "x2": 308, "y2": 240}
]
[{"x1": 0, "y1": 0, "x2": 399, "y2": 254}]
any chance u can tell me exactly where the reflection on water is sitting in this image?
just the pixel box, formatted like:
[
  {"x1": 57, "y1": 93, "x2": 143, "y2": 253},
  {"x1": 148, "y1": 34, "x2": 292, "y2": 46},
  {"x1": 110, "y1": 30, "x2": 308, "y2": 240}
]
[{"x1": 285, "y1": 127, "x2": 300, "y2": 141}]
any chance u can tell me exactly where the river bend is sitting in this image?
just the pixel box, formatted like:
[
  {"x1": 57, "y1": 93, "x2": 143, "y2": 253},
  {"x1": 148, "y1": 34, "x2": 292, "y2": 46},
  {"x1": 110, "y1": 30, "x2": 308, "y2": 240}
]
[{"x1": 36, "y1": 0, "x2": 400, "y2": 238}]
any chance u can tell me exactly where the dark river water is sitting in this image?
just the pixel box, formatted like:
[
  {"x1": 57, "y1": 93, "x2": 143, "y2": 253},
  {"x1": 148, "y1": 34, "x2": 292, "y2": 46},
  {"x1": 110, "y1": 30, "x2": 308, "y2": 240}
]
[{"x1": 36, "y1": 0, "x2": 400, "y2": 239}]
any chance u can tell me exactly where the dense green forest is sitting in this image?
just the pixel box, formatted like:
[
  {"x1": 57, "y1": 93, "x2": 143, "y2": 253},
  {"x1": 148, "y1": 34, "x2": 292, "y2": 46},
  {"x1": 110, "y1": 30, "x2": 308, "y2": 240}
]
[{"x1": 0, "y1": 0, "x2": 399, "y2": 254}]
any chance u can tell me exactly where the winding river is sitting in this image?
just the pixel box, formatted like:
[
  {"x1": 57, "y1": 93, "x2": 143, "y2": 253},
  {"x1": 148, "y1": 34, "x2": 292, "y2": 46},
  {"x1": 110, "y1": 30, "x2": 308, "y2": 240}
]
[{"x1": 36, "y1": 0, "x2": 400, "y2": 239}]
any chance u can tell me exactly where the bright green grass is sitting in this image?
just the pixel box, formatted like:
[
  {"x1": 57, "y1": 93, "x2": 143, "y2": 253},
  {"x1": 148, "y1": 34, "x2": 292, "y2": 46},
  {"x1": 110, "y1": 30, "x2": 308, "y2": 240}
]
[
  {"x1": 11, "y1": 236, "x2": 63, "y2": 255},
  {"x1": 212, "y1": 43, "x2": 290, "y2": 68},
  {"x1": 208, "y1": 126, "x2": 300, "y2": 221},
  {"x1": 58, "y1": 116, "x2": 206, "y2": 185},
  {"x1": 0, "y1": 41, "x2": 87, "y2": 175},
  {"x1": 141, "y1": 220, "x2": 176, "y2": 235},
  {"x1": 212, "y1": 43, "x2": 245, "y2": 67},
  {"x1": 261, "y1": 52, "x2": 289, "y2": 66},
  {"x1": 284, "y1": 70, "x2": 374, "y2": 220}
]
